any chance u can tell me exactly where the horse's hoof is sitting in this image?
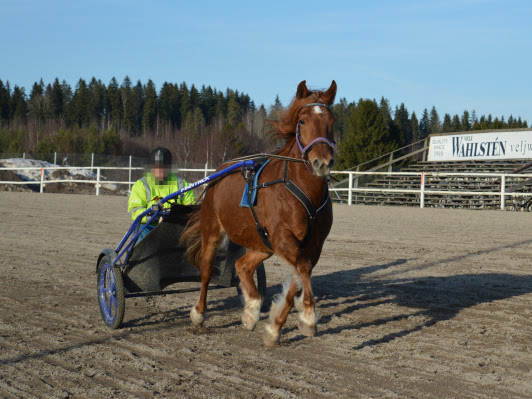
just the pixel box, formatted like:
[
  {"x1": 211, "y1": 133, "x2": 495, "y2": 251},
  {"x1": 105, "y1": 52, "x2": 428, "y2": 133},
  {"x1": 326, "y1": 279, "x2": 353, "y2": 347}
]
[
  {"x1": 262, "y1": 325, "x2": 280, "y2": 346},
  {"x1": 298, "y1": 320, "x2": 317, "y2": 337},
  {"x1": 190, "y1": 307, "x2": 205, "y2": 325},
  {"x1": 241, "y1": 311, "x2": 257, "y2": 331}
]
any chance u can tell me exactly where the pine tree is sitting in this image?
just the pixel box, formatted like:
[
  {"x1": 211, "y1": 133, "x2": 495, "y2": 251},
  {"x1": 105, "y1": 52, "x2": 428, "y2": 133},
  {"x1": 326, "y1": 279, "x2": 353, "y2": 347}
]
[
  {"x1": 394, "y1": 103, "x2": 411, "y2": 145},
  {"x1": 336, "y1": 99, "x2": 400, "y2": 169},
  {"x1": 68, "y1": 78, "x2": 90, "y2": 127},
  {"x1": 451, "y1": 114, "x2": 461, "y2": 131},
  {"x1": 0, "y1": 80, "x2": 11, "y2": 122},
  {"x1": 411, "y1": 112, "x2": 420, "y2": 142},
  {"x1": 268, "y1": 95, "x2": 282, "y2": 120},
  {"x1": 419, "y1": 108, "x2": 430, "y2": 139},
  {"x1": 10, "y1": 85, "x2": 27, "y2": 122},
  {"x1": 429, "y1": 106, "x2": 441, "y2": 134},
  {"x1": 106, "y1": 77, "x2": 123, "y2": 130},
  {"x1": 50, "y1": 78, "x2": 64, "y2": 120},
  {"x1": 379, "y1": 97, "x2": 392, "y2": 126},
  {"x1": 88, "y1": 77, "x2": 106, "y2": 128},
  {"x1": 442, "y1": 113, "x2": 453, "y2": 132},
  {"x1": 143, "y1": 79, "x2": 157, "y2": 133},
  {"x1": 227, "y1": 91, "x2": 241, "y2": 127},
  {"x1": 461, "y1": 110, "x2": 471, "y2": 131}
]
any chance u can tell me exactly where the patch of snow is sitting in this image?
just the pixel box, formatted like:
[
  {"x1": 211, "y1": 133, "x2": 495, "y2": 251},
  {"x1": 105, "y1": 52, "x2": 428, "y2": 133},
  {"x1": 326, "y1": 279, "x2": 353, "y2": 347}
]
[{"x1": 0, "y1": 158, "x2": 120, "y2": 191}]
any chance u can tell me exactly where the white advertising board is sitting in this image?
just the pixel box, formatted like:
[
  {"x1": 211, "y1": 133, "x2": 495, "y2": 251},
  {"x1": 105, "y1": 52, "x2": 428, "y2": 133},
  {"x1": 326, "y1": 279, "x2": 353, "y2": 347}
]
[{"x1": 428, "y1": 130, "x2": 532, "y2": 162}]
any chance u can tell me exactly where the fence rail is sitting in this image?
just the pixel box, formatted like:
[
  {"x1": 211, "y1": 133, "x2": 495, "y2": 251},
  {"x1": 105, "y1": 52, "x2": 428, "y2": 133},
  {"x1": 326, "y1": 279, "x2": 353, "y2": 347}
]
[
  {"x1": 0, "y1": 165, "x2": 216, "y2": 195},
  {"x1": 2, "y1": 166, "x2": 532, "y2": 211}
]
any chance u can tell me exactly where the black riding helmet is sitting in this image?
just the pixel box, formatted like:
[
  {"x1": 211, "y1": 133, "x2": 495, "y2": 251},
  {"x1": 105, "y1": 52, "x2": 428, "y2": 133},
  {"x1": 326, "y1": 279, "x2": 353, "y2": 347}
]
[{"x1": 150, "y1": 147, "x2": 172, "y2": 167}]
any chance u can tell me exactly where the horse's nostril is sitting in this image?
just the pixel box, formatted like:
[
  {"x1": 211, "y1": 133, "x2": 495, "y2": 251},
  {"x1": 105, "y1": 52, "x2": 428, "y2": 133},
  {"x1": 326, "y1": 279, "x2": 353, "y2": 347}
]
[
  {"x1": 312, "y1": 158, "x2": 321, "y2": 169},
  {"x1": 328, "y1": 158, "x2": 335, "y2": 170}
]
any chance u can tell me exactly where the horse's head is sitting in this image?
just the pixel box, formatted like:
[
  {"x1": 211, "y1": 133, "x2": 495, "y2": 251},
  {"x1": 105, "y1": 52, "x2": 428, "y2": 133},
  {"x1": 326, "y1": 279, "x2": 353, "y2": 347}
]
[{"x1": 294, "y1": 80, "x2": 337, "y2": 177}]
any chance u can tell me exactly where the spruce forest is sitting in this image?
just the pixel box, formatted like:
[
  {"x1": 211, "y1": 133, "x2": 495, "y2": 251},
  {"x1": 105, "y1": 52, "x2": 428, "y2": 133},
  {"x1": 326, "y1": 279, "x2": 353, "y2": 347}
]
[{"x1": 0, "y1": 77, "x2": 528, "y2": 169}]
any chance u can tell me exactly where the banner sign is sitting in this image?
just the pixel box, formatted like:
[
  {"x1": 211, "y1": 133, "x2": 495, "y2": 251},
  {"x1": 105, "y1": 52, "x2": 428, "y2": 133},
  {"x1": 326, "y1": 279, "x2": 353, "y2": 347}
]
[{"x1": 428, "y1": 130, "x2": 532, "y2": 161}]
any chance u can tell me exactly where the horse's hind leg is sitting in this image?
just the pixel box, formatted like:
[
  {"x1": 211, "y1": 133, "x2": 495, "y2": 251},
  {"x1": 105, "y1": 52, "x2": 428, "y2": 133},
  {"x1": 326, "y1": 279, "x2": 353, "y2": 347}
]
[
  {"x1": 190, "y1": 223, "x2": 223, "y2": 326},
  {"x1": 235, "y1": 250, "x2": 271, "y2": 331}
]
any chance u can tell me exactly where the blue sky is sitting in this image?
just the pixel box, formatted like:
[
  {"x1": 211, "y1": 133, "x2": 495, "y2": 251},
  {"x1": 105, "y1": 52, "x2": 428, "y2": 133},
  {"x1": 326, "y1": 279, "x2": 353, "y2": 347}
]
[{"x1": 1, "y1": 0, "x2": 531, "y2": 122}]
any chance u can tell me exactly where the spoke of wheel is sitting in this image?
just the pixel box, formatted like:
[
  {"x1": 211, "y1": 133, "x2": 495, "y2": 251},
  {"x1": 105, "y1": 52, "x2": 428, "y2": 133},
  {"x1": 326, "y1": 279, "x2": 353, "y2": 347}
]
[{"x1": 109, "y1": 295, "x2": 117, "y2": 316}]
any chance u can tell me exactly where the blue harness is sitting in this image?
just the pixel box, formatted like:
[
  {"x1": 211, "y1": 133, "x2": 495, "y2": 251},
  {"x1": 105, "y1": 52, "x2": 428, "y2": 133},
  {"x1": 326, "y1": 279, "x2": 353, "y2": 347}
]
[{"x1": 239, "y1": 159, "x2": 270, "y2": 207}]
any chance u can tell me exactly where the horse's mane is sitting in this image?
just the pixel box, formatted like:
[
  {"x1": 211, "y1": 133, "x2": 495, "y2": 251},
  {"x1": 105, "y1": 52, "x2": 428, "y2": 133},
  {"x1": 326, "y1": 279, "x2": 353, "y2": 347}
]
[{"x1": 267, "y1": 89, "x2": 331, "y2": 157}]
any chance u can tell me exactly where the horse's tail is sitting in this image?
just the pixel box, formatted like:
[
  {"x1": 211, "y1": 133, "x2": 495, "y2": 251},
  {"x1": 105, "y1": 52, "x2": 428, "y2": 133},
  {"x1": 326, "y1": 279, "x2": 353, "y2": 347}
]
[{"x1": 180, "y1": 206, "x2": 202, "y2": 268}]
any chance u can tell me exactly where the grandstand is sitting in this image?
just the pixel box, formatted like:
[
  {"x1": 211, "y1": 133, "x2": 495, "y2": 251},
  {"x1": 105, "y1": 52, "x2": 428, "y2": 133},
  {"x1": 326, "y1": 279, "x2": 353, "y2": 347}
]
[{"x1": 331, "y1": 129, "x2": 532, "y2": 211}]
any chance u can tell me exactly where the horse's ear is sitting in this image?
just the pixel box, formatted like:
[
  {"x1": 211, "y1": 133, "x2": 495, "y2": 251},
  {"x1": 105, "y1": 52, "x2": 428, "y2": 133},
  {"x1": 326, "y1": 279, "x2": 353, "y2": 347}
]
[
  {"x1": 322, "y1": 80, "x2": 337, "y2": 105},
  {"x1": 296, "y1": 80, "x2": 309, "y2": 99}
]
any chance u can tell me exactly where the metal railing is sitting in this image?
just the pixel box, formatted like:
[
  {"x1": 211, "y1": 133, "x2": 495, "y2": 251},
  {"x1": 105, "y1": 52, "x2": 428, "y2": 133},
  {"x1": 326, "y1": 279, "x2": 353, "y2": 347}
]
[{"x1": 329, "y1": 171, "x2": 532, "y2": 210}]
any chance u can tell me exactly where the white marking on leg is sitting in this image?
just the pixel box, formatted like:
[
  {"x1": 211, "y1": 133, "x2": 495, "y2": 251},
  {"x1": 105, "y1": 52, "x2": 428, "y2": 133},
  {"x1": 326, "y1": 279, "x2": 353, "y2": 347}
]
[
  {"x1": 190, "y1": 306, "x2": 205, "y2": 325},
  {"x1": 298, "y1": 307, "x2": 318, "y2": 327},
  {"x1": 269, "y1": 275, "x2": 292, "y2": 323},
  {"x1": 242, "y1": 298, "x2": 262, "y2": 330}
]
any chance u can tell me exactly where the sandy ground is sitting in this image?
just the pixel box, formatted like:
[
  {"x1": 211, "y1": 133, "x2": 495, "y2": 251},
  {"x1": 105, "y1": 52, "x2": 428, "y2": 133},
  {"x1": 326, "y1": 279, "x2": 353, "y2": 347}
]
[{"x1": 0, "y1": 191, "x2": 531, "y2": 398}]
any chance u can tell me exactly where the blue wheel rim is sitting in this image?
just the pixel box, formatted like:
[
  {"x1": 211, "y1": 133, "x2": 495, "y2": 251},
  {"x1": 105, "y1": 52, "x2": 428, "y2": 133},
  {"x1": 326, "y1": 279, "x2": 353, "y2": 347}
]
[{"x1": 98, "y1": 262, "x2": 118, "y2": 323}]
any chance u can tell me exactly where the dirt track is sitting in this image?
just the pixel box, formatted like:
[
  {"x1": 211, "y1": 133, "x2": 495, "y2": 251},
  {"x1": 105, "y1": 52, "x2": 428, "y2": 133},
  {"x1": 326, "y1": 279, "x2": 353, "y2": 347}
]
[{"x1": 0, "y1": 191, "x2": 531, "y2": 398}]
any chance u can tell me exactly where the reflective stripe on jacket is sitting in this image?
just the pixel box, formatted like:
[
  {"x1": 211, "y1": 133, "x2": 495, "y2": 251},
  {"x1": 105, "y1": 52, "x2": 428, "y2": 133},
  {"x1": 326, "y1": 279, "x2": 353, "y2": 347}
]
[{"x1": 128, "y1": 172, "x2": 195, "y2": 223}]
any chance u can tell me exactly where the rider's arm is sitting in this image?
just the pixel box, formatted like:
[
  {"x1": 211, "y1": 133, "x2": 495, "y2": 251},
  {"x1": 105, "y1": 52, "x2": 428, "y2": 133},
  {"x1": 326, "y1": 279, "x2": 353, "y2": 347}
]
[{"x1": 128, "y1": 180, "x2": 149, "y2": 223}]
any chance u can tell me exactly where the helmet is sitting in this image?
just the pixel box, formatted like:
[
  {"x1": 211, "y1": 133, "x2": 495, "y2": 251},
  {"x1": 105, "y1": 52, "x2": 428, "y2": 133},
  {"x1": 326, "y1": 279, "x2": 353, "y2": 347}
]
[{"x1": 150, "y1": 147, "x2": 172, "y2": 167}]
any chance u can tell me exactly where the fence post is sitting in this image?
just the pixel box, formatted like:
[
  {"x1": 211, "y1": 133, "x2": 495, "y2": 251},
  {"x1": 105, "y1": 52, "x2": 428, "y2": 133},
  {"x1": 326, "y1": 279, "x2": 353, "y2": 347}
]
[
  {"x1": 420, "y1": 172, "x2": 425, "y2": 208},
  {"x1": 23, "y1": 152, "x2": 25, "y2": 159},
  {"x1": 388, "y1": 152, "x2": 394, "y2": 174},
  {"x1": 91, "y1": 153, "x2": 94, "y2": 173},
  {"x1": 128, "y1": 155, "x2": 132, "y2": 191},
  {"x1": 500, "y1": 175, "x2": 505, "y2": 210},
  {"x1": 96, "y1": 168, "x2": 101, "y2": 196},
  {"x1": 54, "y1": 152, "x2": 57, "y2": 165},
  {"x1": 40, "y1": 167, "x2": 44, "y2": 193},
  {"x1": 205, "y1": 162, "x2": 208, "y2": 178},
  {"x1": 348, "y1": 172, "x2": 353, "y2": 205}
]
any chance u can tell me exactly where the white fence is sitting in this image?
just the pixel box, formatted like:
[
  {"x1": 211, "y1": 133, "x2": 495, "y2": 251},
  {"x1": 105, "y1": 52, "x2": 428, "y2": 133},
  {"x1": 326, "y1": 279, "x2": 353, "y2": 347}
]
[
  {"x1": 2, "y1": 166, "x2": 532, "y2": 211},
  {"x1": 330, "y1": 171, "x2": 532, "y2": 210},
  {"x1": 0, "y1": 166, "x2": 216, "y2": 195}
]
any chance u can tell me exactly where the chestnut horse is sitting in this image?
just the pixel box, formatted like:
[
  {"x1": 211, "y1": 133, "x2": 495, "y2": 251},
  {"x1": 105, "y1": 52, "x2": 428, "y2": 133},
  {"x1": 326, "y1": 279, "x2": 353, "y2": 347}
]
[{"x1": 182, "y1": 80, "x2": 336, "y2": 345}]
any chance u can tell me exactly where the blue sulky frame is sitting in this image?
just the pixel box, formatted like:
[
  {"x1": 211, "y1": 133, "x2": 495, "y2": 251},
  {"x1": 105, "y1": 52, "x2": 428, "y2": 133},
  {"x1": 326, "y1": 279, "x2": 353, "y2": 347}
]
[{"x1": 96, "y1": 160, "x2": 257, "y2": 329}]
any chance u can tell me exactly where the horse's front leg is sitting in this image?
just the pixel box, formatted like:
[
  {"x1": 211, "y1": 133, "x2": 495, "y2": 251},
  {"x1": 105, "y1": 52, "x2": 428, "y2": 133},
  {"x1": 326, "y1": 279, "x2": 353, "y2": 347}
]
[
  {"x1": 235, "y1": 250, "x2": 271, "y2": 331},
  {"x1": 294, "y1": 257, "x2": 317, "y2": 337},
  {"x1": 263, "y1": 232, "x2": 317, "y2": 346}
]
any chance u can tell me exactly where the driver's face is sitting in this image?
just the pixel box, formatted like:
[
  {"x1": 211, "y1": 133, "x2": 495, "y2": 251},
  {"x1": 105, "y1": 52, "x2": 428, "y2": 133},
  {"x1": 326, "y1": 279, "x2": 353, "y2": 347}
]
[{"x1": 151, "y1": 165, "x2": 169, "y2": 183}]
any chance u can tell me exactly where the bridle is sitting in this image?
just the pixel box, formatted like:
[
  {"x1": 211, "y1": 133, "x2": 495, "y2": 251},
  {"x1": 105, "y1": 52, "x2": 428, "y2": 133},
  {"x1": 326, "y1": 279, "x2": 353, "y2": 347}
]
[{"x1": 295, "y1": 102, "x2": 336, "y2": 160}]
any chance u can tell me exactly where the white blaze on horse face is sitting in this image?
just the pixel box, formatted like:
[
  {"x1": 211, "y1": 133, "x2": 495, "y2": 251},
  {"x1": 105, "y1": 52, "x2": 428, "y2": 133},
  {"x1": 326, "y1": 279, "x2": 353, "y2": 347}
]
[{"x1": 313, "y1": 106, "x2": 323, "y2": 114}]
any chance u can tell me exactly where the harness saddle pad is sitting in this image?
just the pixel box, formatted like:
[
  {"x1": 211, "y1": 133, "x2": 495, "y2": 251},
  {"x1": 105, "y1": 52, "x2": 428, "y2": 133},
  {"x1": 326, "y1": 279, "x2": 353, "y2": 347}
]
[{"x1": 239, "y1": 159, "x2": 270, "y2": 208}]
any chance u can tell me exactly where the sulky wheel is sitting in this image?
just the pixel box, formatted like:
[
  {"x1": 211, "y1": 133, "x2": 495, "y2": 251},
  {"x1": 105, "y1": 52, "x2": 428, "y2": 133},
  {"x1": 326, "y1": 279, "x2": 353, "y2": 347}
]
[
  {"x1": 237, "y1": 262, "x2": 267, "y2": 311},
  {"x1": 97, "y1": 255, "x2": 125, "y2": 329}
]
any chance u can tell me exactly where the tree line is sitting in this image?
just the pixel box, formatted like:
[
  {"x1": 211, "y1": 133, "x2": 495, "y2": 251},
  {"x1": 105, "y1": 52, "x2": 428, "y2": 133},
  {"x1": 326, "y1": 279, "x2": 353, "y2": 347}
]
[{"x1": 0, "y1": 77, "x2": 528, "y2": 169}]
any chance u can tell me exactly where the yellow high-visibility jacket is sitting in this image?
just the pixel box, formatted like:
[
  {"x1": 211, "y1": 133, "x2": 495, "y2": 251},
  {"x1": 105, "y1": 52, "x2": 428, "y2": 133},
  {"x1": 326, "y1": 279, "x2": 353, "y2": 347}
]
[{"x1": 128, "y1": 172, "x2": 195, "y2": 224}]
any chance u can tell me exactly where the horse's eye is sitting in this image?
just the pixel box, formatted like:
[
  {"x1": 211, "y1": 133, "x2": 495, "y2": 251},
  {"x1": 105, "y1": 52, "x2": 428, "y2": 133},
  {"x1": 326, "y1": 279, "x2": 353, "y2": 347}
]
[{"x1": 299, "y1": 119, "x2": 305, "y2": 125}]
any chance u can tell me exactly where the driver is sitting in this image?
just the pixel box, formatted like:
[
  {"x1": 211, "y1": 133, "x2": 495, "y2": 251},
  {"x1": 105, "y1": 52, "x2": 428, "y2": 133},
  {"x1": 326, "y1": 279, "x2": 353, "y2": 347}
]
[{"x1": 128, "y1": 147, "x2": 195, "y2": 240}]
